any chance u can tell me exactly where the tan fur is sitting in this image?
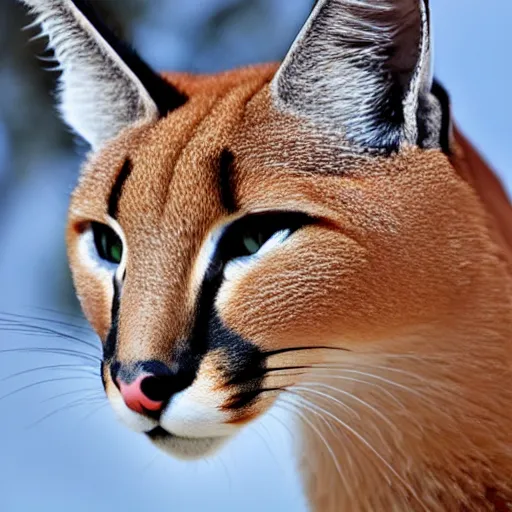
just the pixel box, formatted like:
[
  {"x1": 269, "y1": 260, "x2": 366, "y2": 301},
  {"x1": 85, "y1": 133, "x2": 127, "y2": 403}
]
[{"x1": 64, "y1": 62, "x2": 512, "y2": 512}]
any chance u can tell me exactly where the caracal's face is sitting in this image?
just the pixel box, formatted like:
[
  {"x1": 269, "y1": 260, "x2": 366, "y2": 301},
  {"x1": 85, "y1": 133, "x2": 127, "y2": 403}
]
[
  {"x1": 67, "y1": 70, "x2": 476, "y2": 458},
  {"x1": 22, "y1": 0, "x2": 496, "y2": 460}
]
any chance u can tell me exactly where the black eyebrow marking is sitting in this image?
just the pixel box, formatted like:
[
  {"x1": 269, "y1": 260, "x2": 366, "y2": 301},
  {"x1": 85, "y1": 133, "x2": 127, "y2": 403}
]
[
  {"x1": 108, "y1": 158, "x2": 133, "y2": 219},
  {"x1": 219, "y1": 148, "x2": 237, "y2": 214}
]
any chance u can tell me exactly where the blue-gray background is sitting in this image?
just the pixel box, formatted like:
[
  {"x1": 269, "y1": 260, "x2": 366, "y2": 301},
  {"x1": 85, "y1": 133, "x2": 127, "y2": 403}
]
[{"x1": 0, "y1": 1, "x2": 510, "y2": 511}]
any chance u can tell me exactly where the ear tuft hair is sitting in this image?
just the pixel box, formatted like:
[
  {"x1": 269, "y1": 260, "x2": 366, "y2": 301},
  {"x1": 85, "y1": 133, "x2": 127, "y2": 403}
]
[
  {"x1": 273, "y1": 0, "x2": 448, "y2": 153},
  {"x1": 20, "y1": 0, "x2": 187, "y2": 150}
]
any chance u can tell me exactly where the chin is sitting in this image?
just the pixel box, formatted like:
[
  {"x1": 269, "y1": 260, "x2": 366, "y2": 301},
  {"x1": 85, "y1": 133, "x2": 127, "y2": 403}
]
[{"x1": 147, "y1": 427, "x2": 230, "y2": 460}]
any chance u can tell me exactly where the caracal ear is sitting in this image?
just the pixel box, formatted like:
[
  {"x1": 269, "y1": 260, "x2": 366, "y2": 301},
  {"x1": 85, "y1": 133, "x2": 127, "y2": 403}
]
[
  {"x1": 20, "y1": 0, "x2": 187, "y2": 150},
  {"x1": 272, "y1": 0, "x2": 451, "y2": 153}
]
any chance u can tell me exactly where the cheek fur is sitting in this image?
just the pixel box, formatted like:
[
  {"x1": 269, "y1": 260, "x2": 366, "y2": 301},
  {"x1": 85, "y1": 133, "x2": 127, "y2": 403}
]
[
  {"x1": 216, "y1": 230, "x2": 370, "y2": 350},
  {"x1": 68, "y1": 230, "x2": 115, "y2": 339}
]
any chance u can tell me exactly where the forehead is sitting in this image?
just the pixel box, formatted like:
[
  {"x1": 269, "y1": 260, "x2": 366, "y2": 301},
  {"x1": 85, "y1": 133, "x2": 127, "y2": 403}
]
[
  {"x1": 69, "y1": 63, "x2": 413, "y2": 233},
  {"x1": 70, "y1": 65, "x2": 275, "y2": 223}
]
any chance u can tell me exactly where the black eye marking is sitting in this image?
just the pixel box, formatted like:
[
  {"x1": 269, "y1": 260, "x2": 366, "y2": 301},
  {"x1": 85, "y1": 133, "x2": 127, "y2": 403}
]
[
  {"x1": 103, "y1": 276, "x2": 121, "y2": 362},
  {"x1": 219, "y1": 148, "x2": 237, "y2": 214},
  {"x1": 108, "y1": 158, "x2": 133, "y2": 219},
  {"x1": 205, "y1": 211, "x2": 314, "y2": 281}
]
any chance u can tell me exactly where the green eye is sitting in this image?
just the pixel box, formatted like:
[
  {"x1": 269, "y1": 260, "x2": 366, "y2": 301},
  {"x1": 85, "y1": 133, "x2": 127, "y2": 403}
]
[
  {"x1": 92, "y1": 222, "x2": 123, "y2": 264},
  {"x1": 242, "y1": 232, "x2": 266, "y2": 255}
]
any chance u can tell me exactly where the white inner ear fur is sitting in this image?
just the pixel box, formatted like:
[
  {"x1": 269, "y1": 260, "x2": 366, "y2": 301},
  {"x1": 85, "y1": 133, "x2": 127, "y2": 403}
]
[
  {"x1": 21, "y1": 0, "x2": 159, "y2": 149},
  {"x1": 271, "y1": 0, "x2": 435, "y2": 151},
  {"x1": 402, "y1": 0, "x2": 432, "y2": 144}
]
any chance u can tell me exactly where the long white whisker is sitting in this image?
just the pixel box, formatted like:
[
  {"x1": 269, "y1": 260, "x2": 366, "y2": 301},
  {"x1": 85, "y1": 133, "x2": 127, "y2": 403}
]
[
  {"x1": 292, "y1": 385, "x2": 361, "y2": 420},
  {"x1": 299, "y1": 381, "x2": 400, "y2": 435},
  {"x1": 303, "y1": 371, "x2": 405, "y2": 409},
  {"x1": 315, "y1": 367, "x2": 424, "y2": 398},
  {"x1": 277, "y1": 397, "x2": 350, "y2": 493},
  {"x1": 290, "y1": 392, "x2": 428, "y2": 512}
]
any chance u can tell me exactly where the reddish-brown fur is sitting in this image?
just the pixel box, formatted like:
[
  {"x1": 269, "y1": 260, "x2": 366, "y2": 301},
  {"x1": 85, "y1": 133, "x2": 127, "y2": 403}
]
[{"x1": 65, "y1": 63, "x2": 512, "y2": 510}]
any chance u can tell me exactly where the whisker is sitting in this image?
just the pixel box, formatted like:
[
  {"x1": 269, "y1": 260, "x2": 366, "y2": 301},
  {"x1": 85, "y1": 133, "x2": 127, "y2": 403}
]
[
  {"x1": 0, "y1": 310, "x2": 91, "y2": 334},
  {"x1": 277, "y1": 397, "x2": 350, "y2": 493},
  {"x1": 0, "y1": 319, "x2": 100, "y2": 353},
  {"x1": 228, "y1": 369, "x2": 308, "y2": 387},
  {"x1": 251, "y1": 424, "x2": 278, "y2": 467},
  {"x1": 265, "y1": 365, "x2": 312, "y2": 373},
  {"x1": 78, "y1": 402, "x2": 110, "y2": 425},
  {"x1": 216, "y1": 455, "x2": 233, "y2": 493},
  {"x1": 312, "y1": 361, "x2": 428, "y2": 383},
  {"x1": 289, "y1": 392, "x2": 428, "y2": 511},
  {"x1": 292, "y1": 385, "x2": 361, "y2": 420},
  {"x1": 225, "y1": 387, "x2": 285, "y2": 409},
  {"x1": 0, "y1": 364, "x2": 100, "y2": 384},
  {"x1": 299, "y1": 382, "x2": 400, "y2": 434},
  {"x1": 40, "y1": 387, "x2": 103, "y2": 405},
  {"x1": 263, "y1": 346, "x2": 351, "y2": 358},
  {"x1": 372, "y1": 364, "x2": 432, "y2": 384},
  {"x1": 265, "y1": 408, "x2": 295, "y2": 441},
  {"x1": 304, "y1": 370, "x2": 406, "y2": 409},
  {"x1": 141, "y1": 453, "x2": 161, "y2": 474},
  {"x1": 0, "y1": 376, "x2": 99, "y2": 403},
  {"x1": 0, "y1": 347, "x2": 101, "y2": 364},
  {"x1": 26, "y1": 393, "x2": 106, "y2": 429},
  {"x1": 28, "y1": 306, "x2": 88, "y2": 322},
  {"x1": 310, "y1": 366, "x2": 424, "y2": 399}
]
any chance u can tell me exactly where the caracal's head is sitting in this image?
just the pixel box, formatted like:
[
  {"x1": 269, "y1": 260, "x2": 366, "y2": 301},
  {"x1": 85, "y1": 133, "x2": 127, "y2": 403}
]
[{"x1": 20, "y1": 0, "x2": 511, "y2": 459}]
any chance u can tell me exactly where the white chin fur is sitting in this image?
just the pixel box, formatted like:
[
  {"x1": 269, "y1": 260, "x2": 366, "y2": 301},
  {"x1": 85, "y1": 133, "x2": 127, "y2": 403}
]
[{"x1": 149, "y1": 434, "x2": 229, "y2": 461}]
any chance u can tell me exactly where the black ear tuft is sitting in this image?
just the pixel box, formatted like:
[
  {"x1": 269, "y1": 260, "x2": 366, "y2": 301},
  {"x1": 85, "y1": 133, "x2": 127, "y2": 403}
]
[
  {"x1": 428, "y1": 79, "x2": 452, "y2": 154},
  {"x1": 70, "y1": 0, "x2": 187, "y2": 117}
]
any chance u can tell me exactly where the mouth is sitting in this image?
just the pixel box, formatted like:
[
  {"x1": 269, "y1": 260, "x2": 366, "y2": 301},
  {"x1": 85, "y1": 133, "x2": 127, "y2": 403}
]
[
  {"x1": 145, "y1": 426, "x2": 228, "y2": 460},
  {"x1": 147, "y1": 426, "x2": 175, "y2": 441}
]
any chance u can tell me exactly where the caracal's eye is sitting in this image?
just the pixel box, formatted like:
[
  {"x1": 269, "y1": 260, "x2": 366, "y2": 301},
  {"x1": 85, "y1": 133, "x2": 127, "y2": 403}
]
[
  {"x1": 241, "y1": 229, "x2": 276, "y2": 256},
  {"x1": 213, "y1": 212, "x2": 314, "y2": 282},
  {"x1": 91, "y1": 222, "x2": 123, "y2": 264},
  {"x1": 222, "y1": 212, "x2": 314, "y2": 263}
]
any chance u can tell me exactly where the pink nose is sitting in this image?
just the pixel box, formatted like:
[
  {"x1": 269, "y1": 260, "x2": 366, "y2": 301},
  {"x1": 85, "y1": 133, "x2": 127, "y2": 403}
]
[{"x1": 118, "y1": 374, "x2": 166, "y2": 414}]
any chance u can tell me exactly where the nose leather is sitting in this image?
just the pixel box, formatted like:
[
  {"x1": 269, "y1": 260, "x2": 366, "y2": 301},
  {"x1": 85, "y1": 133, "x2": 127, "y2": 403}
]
[{"x1": 118, "y1": 374, "x2": 164, "y2": 414}]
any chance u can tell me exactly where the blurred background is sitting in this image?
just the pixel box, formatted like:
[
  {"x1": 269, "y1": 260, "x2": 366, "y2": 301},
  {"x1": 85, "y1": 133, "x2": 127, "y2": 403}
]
[{"x1": 0, "y1": 0, "x2": 510, "y2": 510}]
